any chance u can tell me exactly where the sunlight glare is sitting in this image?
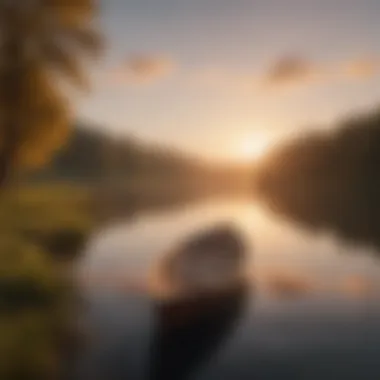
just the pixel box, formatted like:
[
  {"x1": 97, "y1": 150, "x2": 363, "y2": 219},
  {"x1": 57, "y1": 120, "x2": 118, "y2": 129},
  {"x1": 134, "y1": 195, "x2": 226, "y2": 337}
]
[{"x1": 239, "y1": 134, "x2": 271, "y2": 161}]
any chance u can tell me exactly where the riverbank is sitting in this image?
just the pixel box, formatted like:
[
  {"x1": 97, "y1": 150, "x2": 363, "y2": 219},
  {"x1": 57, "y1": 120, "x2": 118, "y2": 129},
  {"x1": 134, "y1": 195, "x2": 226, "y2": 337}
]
[
  {"x1": 0, "y1": 183, "x2": 95, "y2": 379},
  {"x1": 0, "y1": 180, "x2": 251, "y2": 378}
]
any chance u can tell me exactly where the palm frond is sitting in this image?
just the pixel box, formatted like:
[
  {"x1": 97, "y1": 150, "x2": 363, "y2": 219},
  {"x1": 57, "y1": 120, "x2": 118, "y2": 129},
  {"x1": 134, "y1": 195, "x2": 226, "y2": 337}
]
[
  {"x1": 0, "y1": 0, "x2": 102, "y2": 174},
  {"x1": 42, "y1": 0, "x2": 95, "y2": 7},
  {"x1": 62, "y1": 26, "x2": 103, "y2": 58},
  {"x1": 41, "y1": 43, "x2": 89, "y2": 90},
  {"x1": 41, "y1": 0, "x2": 98, "y2": 26}
]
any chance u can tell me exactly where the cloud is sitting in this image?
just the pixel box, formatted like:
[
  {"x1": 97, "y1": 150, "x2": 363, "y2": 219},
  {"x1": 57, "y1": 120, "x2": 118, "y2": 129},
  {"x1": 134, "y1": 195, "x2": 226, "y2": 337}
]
[
  {"x1": 107, "y1": 53, "x2": 380, "y2": 92},
  {"x1": 259, "y1": 54, "x2": 380, "y2": 92},
  {"x1": 188, "y1": 57, "x2": 321, "y2": 94},
  {"x1": 342, "y1": 57, "x2": 380, "y2": 80},
  {"x1": 110, "y1": 55, "x2": 176, "y2": 85},
  {"x1": 263, "y1": 56, "x2": 318, "y2": 87}
]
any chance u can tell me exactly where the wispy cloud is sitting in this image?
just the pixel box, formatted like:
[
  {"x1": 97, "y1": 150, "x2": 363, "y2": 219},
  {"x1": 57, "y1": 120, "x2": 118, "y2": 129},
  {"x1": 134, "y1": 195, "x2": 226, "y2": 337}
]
[
  {"x1": 110, "y1": 54, "x2": 177, "y2": 85},
  {"x1": 185, "y1": 55, "x2": 380, "y2": 96},
  {"x1": 261, "y1": 54, "x2": 380, "y2": 92},
  {"x1": 107, "y1": 52, "x2": 380, "y2": 93},
  {"x1": 262, "y1": 56, "x2": 319, "y2": 88},
  {"x1": 341, "y1": 57, "x2": 380, "y2": 80}
]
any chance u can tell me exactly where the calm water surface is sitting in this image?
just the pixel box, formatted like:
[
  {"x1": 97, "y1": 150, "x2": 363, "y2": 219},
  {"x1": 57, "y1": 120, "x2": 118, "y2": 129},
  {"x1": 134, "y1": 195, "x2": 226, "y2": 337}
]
[{"x1": 73, "y1": 199, "x2": 380, "y2": 380}]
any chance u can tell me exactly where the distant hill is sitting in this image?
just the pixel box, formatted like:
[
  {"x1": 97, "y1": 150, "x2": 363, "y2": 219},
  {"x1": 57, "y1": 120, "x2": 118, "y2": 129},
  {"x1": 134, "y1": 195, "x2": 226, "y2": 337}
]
[
  {"x1": 29, "y1": 123, "x2": 251, "y2": 196},
  {"x1": 31, "y1": 124, "x2": 201, "y2": 182}
]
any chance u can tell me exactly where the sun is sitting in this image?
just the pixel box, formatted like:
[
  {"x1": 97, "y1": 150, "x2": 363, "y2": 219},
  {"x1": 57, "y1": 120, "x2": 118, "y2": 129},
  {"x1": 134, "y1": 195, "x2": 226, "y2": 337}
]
[{"x1": 239, "y1": 135, "x2": 271, "y2": 161}]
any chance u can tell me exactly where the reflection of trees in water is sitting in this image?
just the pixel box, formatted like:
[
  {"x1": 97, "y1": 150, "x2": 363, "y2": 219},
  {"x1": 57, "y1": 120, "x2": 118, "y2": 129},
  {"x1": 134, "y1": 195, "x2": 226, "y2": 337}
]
[
  {"x1": 148, "y1": 284, "x2": 249, "y2": 380},
  {"x1": 256, "y1": 108, "x2": 380, "y2": 252},
  {"x1": 259, "y1": 185, "x2": 380, "y2": 249}
]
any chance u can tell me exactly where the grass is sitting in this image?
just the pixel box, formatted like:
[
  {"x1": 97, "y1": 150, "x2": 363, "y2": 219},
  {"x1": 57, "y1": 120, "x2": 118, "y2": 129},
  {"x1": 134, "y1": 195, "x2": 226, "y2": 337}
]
[{"x1": 0, "y1": 183, "x2": 95, "y2": 379}]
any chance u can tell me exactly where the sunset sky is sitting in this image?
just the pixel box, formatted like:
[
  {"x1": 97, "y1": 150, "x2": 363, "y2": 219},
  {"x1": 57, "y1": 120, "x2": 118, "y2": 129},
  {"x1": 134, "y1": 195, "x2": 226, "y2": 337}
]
[{"x1": 79, "y1": 0, "x2": 380, "y2": 162}]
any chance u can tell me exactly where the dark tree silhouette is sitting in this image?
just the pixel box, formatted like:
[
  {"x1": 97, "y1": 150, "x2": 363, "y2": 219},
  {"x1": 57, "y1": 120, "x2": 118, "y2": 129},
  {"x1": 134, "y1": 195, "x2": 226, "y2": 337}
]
[{"x1": 255, "y1": 106, "x2": 380, "y2": 251}]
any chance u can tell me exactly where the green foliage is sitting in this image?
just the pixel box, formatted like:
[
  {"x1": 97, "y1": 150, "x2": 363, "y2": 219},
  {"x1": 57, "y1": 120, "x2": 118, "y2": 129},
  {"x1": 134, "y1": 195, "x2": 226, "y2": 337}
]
[
  {"x1": 0, "y1": 2, "x2": 102, "y2": 376},
  {"x1": 0, "y1": 184, "x2": 94, "y2": 379},
  {"x1": 0, "y1": 312, "x2": 61, "y2": 380},
  {"x1": 0, "y1": 239, "x2": 66, "y2": 380},
  {"x1": 0, "y1": 239, "x2": 60, "y2": 309},
  {"x1": 0, "y1": 185, "x2": 93, "y2": 256}
]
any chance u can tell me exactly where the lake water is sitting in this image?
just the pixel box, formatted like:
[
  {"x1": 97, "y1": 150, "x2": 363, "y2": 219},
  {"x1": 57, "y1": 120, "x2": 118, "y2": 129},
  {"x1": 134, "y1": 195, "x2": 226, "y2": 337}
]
[{"x1": 73, "y1": 199, "x2": 380, "y2": 380}]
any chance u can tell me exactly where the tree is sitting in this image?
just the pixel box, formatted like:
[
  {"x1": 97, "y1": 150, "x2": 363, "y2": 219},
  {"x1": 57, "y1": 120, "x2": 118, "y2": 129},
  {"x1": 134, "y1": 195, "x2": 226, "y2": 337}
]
[{"x1": 0, "y1": 0, "x2": 102, "y2": 186}]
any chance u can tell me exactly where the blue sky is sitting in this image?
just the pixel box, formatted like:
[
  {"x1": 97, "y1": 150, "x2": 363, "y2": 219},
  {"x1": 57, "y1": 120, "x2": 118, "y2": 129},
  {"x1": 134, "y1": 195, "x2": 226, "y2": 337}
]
[{"x1": 79, "y1": 0, "x2": 380, "y2": 162}]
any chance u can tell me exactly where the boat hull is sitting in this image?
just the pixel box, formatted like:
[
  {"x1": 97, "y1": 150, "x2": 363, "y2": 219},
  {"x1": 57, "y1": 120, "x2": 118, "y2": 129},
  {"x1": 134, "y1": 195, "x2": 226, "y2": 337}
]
[{"x1": 148, "y1": 282, "x2": 249, "y2": 380}]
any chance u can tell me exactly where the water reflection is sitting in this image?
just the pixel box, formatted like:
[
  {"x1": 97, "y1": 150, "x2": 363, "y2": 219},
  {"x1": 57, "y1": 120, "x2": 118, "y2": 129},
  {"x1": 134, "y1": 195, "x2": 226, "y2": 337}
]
[
  {"x1": 75, "y1": 199, "x2": 380, "y2": 380},
  {"x1": 148, "y1": 284, "x2": 249, "y2": 380},
  {"x1": 257, "y1": 182, "x2": 380, "y2": 253}
]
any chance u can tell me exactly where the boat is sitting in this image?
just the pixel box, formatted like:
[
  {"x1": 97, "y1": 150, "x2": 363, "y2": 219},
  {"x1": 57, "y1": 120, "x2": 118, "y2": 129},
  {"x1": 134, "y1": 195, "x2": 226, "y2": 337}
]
[
  {"x1": 147, "y1": 224, "x2": 250, "y2": 379},
  {"x1": 148, "y1": 284, "x2": 248, "y2": 380},
  {"x1": 148, "y1": 224, "x2": 249, "y2": 328}
]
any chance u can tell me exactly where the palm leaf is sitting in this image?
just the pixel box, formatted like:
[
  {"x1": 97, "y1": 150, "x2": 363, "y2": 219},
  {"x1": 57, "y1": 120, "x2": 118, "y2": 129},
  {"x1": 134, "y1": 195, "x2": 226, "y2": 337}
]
[
  {"x1": 61, "y1": 26, "x2": 103, "y2": 58},
  {"x1": 41, "y1": 43, "x2": 89, "y2": 90},
  {"x1": 41, "y1": 0, "x2": 98, "y2": 26}
]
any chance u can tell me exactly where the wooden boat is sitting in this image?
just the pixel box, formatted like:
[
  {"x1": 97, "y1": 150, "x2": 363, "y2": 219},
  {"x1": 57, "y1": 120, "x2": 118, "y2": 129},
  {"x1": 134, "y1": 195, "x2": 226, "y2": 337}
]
[
  {"x1": 148, "y1": 224, "x2": 249, "y2": 328},
  {"x1": 148, "y1": 277, "x2": 249, "y2": 380},
  {"x1": 147, "y1": 225, "x2": 250, "y2": 379}
]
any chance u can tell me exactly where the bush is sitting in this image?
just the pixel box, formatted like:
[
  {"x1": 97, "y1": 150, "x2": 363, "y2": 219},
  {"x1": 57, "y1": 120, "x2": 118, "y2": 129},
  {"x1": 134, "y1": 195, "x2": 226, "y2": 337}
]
[{"x1": 0, "y1": 184, "x2": 94, "y2": 379}]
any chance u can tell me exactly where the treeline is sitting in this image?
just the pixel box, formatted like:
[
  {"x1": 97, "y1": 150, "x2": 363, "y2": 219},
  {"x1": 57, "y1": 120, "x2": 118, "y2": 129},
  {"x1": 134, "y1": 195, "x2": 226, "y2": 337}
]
[
  {"x1": 255, "y1": 107, "x2": 380, "y2": 249},
  {"x1": 29, "y1": 123, "x2": 250, "y2": 197},
  {"x1": 30, "y1": 124, "x2": 198, "y2": 182}
]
